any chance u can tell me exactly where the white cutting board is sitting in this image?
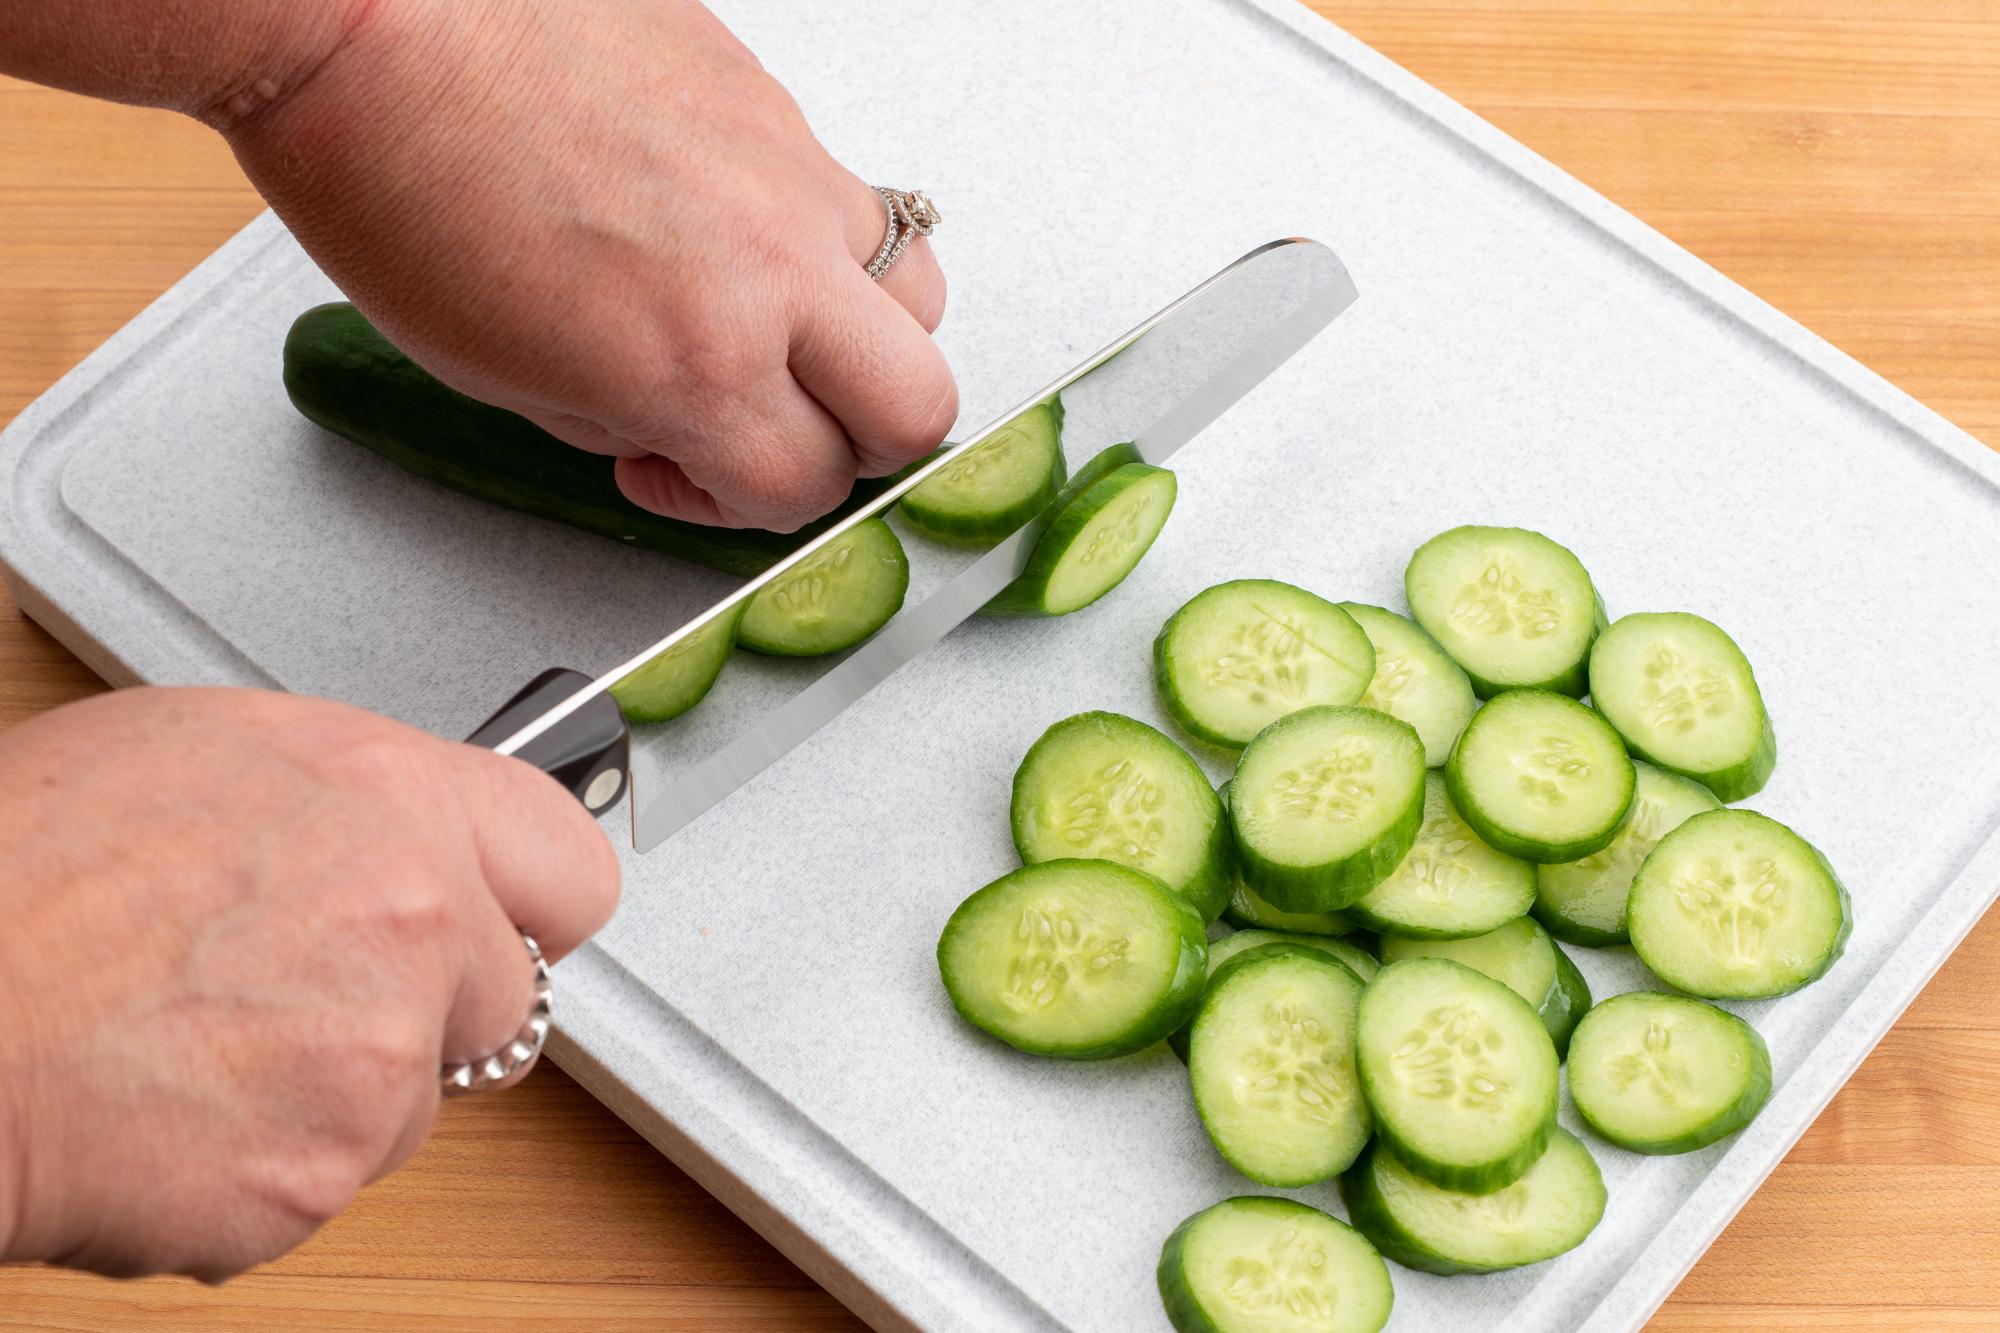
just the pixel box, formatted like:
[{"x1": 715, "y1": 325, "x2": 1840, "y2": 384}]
[{"x1": 7, "y1": 1, "x2": 2000, "y2": 1329}]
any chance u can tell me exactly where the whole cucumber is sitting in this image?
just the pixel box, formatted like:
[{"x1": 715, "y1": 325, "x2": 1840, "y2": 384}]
[{"x1": 282, "y1": 302, "x2": 920, "y2": 577}]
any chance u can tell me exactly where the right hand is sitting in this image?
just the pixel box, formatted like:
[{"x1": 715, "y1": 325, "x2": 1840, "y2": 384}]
[
  {"x1": 0, "y1": 687, "x2": 620, "y2": 1280},
  {"x1": 222, "y1": 0, "x2": 958, "y2": 533}
]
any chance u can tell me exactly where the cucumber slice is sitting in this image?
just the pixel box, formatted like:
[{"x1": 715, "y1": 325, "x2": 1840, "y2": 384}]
[
  {"x1": 1158, "y1": 1196, "x2": 1393, "y2": 1333},
  {"x1": 1535, "y1": 762, "x2": 1721, "y2": 947},
  {"x1": 739, "y1": 517, "x2": 909, "y2": 655},
  {"x1": 1567, "y1": 991, "x2": 1772, "y2": 1153},
  {"x1": 1588, "y1": 611, "x2": 1777, "y2": 802},
  {"x1": 1222, "y1": 874, "x2": 1357, "y2": 936},
  {"x1": 1347, "y1": 773, "x2": 1536, "y2": 940},
  {"x1": 982, "y1": 460, "x2": 1175, "y2": 617},
  {"x1": 935, "y1": 859, "x2": 1206, "y2": 1059},
  {"x1": 1167, "y1": 928, "x2": 1373, "y2": 1060},
  {"x1": 1189, "y1": 945, "x2": 1371, "y2": 1186},
  {"x1": 899, "y1": 398, "x2": 1065, "y2": 544},
  {"x1": 1340, "y1": 1129, "x2": 1606, "y2": 1275},
  {"x1": 1379, "y1": 917, "x2": 1591, "y2": 1058},
  {"x1": 1627, "y1": 808, "x2": 1851, "y2": 998},
  {"x1": 1340, "y1": 603, "x2": 1477, "y2": 766},
  {"x1": 1153, "y1": 581, "x2": 1374, "y2": 748},
  {"x1": 608, "y1": 603, "x2": 743, "y2": 723},
  {"x1": 1404, "y1": 525, "x2": 1605, "y2": 698},
  {"x1": 1445, "y1": 690, "x2": 1636, "y2": 863},
  {"x1": 1229, "y1": 706, "x2": 1427, "y2": 913},
  {"x1": 1355, "y1": 958, "x2": 1558, "y2": 1193},
  {"x1": 1011, "y1": 711, "x2": 1233, "y2": 921}
]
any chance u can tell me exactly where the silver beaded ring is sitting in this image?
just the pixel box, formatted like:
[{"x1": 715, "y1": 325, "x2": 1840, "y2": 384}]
[
  {"x1": 439, "y1": 932, "x2": 552, "y2": 1097},
  {"x1": 867, "y1": 187, "x2": 942, "y2": 281}
]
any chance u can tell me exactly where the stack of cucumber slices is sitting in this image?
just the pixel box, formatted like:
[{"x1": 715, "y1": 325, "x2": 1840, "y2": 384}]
[{"x1": 936, "y1": 523, "x2": 1852, "y2": 1332}]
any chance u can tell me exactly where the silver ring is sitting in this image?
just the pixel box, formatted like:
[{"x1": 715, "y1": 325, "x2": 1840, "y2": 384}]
[
  {"x1": 866, "y1": 187, "x2": 941, "y2": 281},
  {"x1": 439, "y1": 932, "x2": 552, "y2": 1097}
]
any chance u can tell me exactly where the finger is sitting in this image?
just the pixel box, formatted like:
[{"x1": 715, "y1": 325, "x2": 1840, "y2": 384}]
[
  {"x1": 841, "y1": 178, "x2": 948, "y2": 331},
  {"x1": 792, "y1": 264, "x2": 959, "y2": 477},
  {"x1": 366, "y1": 1068, "x2": 443, "y2": 1186},
  {"x1": 445, "y1": 745, "x2": 622, "y2": 962},
  {"x1": 615, "y1": 375, "x2": 857, "y2": 531},
  {"x1": 439, "y1": 881, "x2": 545, "y2": 1074},
  {"x1": 518, "y1": 406, "x2": 650, "y2": 459},
  {"x1": 877, "y1": 236, "x2": 946, "y2": 332}
]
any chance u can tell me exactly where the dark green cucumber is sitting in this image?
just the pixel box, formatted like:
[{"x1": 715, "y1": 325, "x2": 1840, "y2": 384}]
[
  {"x1": 1379, "y1": 917, "x2": 1591, "y2": 1059},
  {"x1": 900, "y1": 398, "x2": 1065, "y2": 544},
  {"x1": 982, "y1": 450, "x2": 1174, "y2": 618},
  {"x1": 1354, "y1": 958, "x2": 1559, "y2": 1193},
  {"x1": 282, "y1": 302, "x2": 921, "y2": 577},
  {"x1": 738, "y1": 517, "x2": 908, "y2": 656},
  {"x1": 1011, "y1": 711, "x2": 1234, "y2": 922},
  {"x1": 1340, "y1": 1130, "x2": 1606, "y2": 1275},
  {"x1": 935, "y1": 859, "x2": 1207, "y2": 1060},
  {"x1": 1228, "y1": 706, "x2": 1427, "y2": 913},
  {"x1": 1158, "y1": 1196, "x2": 1393, "y2": 1333},
  {"x1": 1188, "y1": 944, "x2": 1372, "y2": 1186},
  {"x1": 1166, "y1": 928, "x2": 1372, "y2": 1061},
  {"x1": 1567, "y1": 991, "x2": 1772, "y2": 1154},
  {"x1": 608, "y1": 602, "x2": 743, "y2": 723}
]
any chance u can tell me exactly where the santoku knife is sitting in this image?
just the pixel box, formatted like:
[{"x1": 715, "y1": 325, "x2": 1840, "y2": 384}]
[{"x1": 464, "y1": 238, "x2": 1358, "y2": 850}]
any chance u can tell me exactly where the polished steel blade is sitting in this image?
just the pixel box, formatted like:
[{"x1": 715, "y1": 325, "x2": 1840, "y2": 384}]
[{"x1": 492, "y1": 238, "x2": 1357, "y2": 850}]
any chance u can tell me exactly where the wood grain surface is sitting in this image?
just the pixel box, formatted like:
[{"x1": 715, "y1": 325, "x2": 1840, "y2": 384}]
[{"x1": 5, "y1": 2, "x2": 1999, "y2": 1328}]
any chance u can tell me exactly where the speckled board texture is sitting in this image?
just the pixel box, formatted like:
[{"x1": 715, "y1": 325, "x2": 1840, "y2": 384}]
[{"x1": 6, "y1": 1, "x2": 2000, "y2": 1330}]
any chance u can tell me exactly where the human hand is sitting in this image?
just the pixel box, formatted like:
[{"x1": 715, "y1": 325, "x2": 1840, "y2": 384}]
[
  {"x1": 225, "y1": 0, "x2": 958, "y2": 532},
  {"x1": 0, "y1": 688, "x2": 619, "y2": 1279}
]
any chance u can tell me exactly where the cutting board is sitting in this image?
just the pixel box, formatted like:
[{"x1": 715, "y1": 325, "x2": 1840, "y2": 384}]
[{"x1": 6, "y1": 1, "x2": 2000, "y2": 1329}]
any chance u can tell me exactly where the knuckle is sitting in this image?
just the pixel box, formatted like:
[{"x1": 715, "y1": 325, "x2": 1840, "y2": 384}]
[
  {"x1": 346, "y1": 1007, "x2": 441, "y2": 1088},
  {"x1": 366, "y1": 870, "x2": 461, "y2": 953},
  {"x1": 261, "y1": 1148, "x2": 366, "y2": 1234}
]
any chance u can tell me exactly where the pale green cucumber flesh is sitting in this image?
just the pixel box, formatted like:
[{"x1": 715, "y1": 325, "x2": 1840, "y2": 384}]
[
  {"x1": 1011, "y1": 711, "x2": 1232, "y2": 921},
  {"x1": 899, "y1": 398, "x2": 1065, "y2": 544},
  {"x1": 1229, "y1": 705, "x2": 1427, "y2": 913},
  {"x1": 981, "y1": 459, "x2": 1175, "y2": 617},
  {"x1": 1340, "y1": 602, "x2": 1477, "y2": 766},
  {"x1": 608, "y1": 603, "x2": 743, "y2": 723},
  {"x1": 1567, "y1": 991, "x2": 1773, "y2": 1153},
  {"x1": 1168, "y1": 928, "x2": 1374, "y2": 1061},
  {"x1": 1154, "y1": 580, "x2": 1374, "y2": 748},
  {"x1": 935, "y1": 859, "x2": 1206, "y2": 1059},
  {"x1": 1589, "y1": 611, "x2": 1777, "y2": 802},
  {"x1": 1347, "y1": 772, "x2": 1536, "y2": 939},
  {"x1": 1378, "y1": 917, "x2": 1590, "y2": 1058},
  {"x1": 1157, "y1": 1196, "x2": 1394, "y2": 1333},
  {"x1": 1189, "y1": 945, "x2": 1372, "y2": 1186},
  {"x1": 1354, "y1": 958, "x2": 1559, "y2": 1193},
  {"x1": 1404, "y1": 525, "x2": 1604, "y2": 698},
  {"x1": 1627, "y1": 809, "x2": 1851, "y2": 998},
  {"x1": 1340, "y1": 1129, "x2": 1606, "y2": 1275},
  {"x1": 738, "y1": 517, "x2": 909, "y2": 655},
  {"x1": 1535, "y1": 762, "x2": 1721, "y2": 946},
  {"x1": 1445, "y1": 690, "x2": 1636, "y2": 863}
]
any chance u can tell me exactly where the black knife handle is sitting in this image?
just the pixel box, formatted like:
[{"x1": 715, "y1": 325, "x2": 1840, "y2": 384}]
[{"x1": 465, "y1": 668, "x2": 630, "y2": 816}]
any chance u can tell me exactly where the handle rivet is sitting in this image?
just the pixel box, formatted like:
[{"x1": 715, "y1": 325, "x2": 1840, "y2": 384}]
[{"x1": 584, "y1": 768, "x2": 624, "y2": 812}]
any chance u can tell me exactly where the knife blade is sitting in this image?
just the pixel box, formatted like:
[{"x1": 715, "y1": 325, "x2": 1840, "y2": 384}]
[{"x1": 471, "y1": 238, "x2": 1357, "y2": 849}]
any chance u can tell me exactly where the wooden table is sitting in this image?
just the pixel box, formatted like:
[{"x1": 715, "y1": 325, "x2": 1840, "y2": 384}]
[{"x1": 6, "y1": 3, "x2": 1999, "y2": 1328}]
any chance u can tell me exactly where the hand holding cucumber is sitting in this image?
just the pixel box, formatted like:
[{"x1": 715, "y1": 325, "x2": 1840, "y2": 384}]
[
  {"x1": 5, "y1": 0, "x2": 959, "y2": 535},
  {"x1": 236, "y1": 0, "x2": 958, "y2": 532},
  {"x1": 0, "y1": 689, "x2": 619, "y2": 1278}
]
